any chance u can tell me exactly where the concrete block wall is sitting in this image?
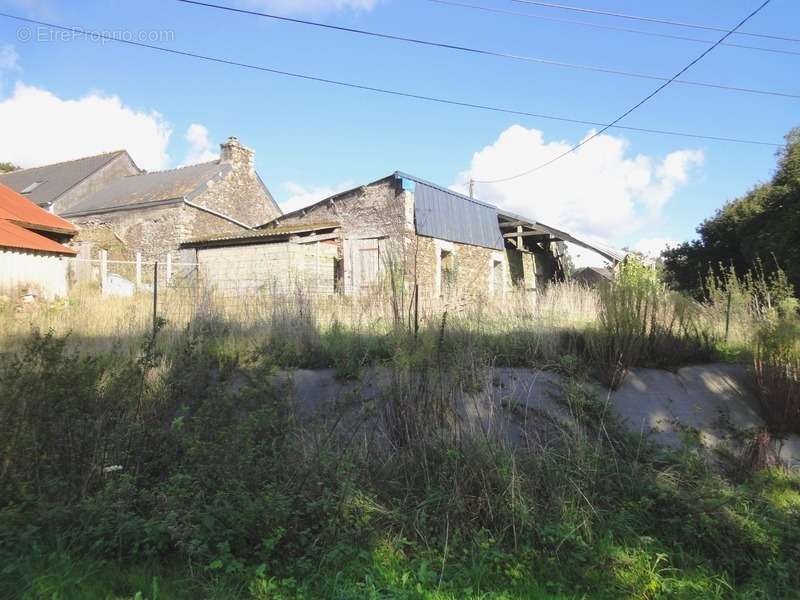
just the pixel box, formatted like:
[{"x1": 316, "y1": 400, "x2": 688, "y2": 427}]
[
  {"x1": 0, "y1": 248, "x2": 70, "y2": 298},
  {"x1": 196, "y1": 240, "x2": 337, "y2": 297}
]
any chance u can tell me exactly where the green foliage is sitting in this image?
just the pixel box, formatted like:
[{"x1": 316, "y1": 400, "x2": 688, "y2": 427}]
[
  {"x1": 2, "y1": 326, "x2": 800, "y2": 599},
  {"x1": 0, "y1": 161, "x2": 19, "y2": 173},
  {"x1": 587, "y1": 257, "x2": 717, "y2": 388},
  {"x1": 753, "y1": 298, "x2": 800, "y2": 434},
  {"x1": 664, "y1": 127, "x2": 800, "y2": 297}
]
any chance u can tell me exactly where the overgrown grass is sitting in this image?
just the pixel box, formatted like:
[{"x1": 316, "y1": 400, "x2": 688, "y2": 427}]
[
  {"x1": 2, "y1": 263, "x2": 798, "y2": 597},
  {"x1": 2, "y1": 324, "x2": 799, "y2": 599},
  {"x1": 587, "y1": 259, "x2": 718, "y2": 388},
  {"x1": 753, "y1": 297, "x2": 800, "y2": 434}
]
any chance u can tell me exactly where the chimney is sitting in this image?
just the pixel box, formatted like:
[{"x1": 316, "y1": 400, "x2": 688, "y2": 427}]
[{"x1": 219, "y1": 136, "x2": 255, "y2": 173}]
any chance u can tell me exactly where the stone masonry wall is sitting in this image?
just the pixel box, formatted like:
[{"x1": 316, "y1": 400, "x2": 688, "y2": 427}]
[
  {"x1": 193, "y1": 138, "x2": 281, "y2": 228},
  {"x1": 71, "y1": 204, "x2": 186, "y2": 264},
  {"x1": 275, "y1": 177, "x2": 405, "y2": 238},
  {"x1": 266, "y1": 176, "x2": 557, "y2": 300},
  {"x1": 67, "y1": 138, "x2": 280, "y2": 272},
  {"x1": 72, "y1": 202, "x2": 249, "y2": 266}
]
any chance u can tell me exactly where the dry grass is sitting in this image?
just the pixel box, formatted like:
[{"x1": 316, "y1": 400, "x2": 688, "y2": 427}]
[{"x1": 0, "y1": 281, "x2": 602, "y2": 355}]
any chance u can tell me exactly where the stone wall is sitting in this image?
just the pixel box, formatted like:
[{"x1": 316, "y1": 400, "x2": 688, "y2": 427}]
[
  {"x1": 68, "y1": 138, "x2": 282, "y2": 267},
  {"x1": 71, "y1": 201, "x2": 252, "y2": 265},
  {"x1": 193, "y1": 137, "x2": 281, "y2": 228},
  {"x1": 275, "y1": 177, "x2": 406, "y2": 238},
  {"x1": 71, "y1": 203, "x2": 185, "y2": 264},
  {"x1": 272, "y1": 177, "x2": 548, "y2": 301},
  {"x1": 54, "y1": 153, "x2": 140, "y2": 215}
]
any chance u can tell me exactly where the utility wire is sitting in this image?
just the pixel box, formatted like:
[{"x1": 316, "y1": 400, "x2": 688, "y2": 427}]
[
  {"x1": 425, "y1": 0, "x2": 800, "y2": 58},
  {"x1": 176, "y1": 0, "x2": 799, "y2": 100},
  {"x1": 511, "y1": 0, "x2": 800, "y2": 44},
  {"x1": 0, "y1": 12, "x2": 780, "y2": 150},
  {"x1": 474, "y1": 0, "x2": 774, "y2": 185}
]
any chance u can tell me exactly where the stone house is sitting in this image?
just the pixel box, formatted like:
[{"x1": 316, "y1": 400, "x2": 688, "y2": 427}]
[
  {"x1": 0, "y1": 137, "x2": 281, "y2": 263},
  {"x1": 182, "y1": 171, "x2": 623, "y2": 301},
  {"x1": 0, "y1": 183, "x2": 77, "y2": 297}
]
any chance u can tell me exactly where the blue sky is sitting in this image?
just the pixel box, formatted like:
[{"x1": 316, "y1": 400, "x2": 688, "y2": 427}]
[{"x1": 0, "y1": 0, "x2": 797, "y2": 264}]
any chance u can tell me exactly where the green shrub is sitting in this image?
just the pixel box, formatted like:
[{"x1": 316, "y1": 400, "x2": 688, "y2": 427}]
[
  {"x1": 587, "y1": 257, "x2": 717, "y2": 388},
  {"x1": 2, "y1": 323, "x2": 800, "y2": 598},
  {"x1": 753, "y1": 298, "x2": 800, "y2": 434}
]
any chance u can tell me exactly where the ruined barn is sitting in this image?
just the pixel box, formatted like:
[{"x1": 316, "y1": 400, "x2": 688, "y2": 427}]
[{"x1": 181, "y1": 172, "x2": 623, "y2": 301}]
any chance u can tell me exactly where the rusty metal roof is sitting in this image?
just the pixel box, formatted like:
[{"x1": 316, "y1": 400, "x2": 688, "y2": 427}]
[
  {"x1": 0, "y1": 183, "x2": 77, "y2": 235},
  {"x1": 0, "y1": 220, "x2": 76, "y2": 255}
]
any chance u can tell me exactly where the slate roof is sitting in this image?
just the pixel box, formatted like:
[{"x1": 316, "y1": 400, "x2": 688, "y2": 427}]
[
  {"x1": 0, "y1": 150, "x2": 129, "y2": 207},
  {"x1": 62, "y1": 161, "x2": 232, "y2": 216}
]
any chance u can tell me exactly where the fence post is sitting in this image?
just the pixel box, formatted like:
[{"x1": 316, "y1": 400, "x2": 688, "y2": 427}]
[
  {"x1": 166, "y1": 253, "x2": 173, "y2": 285},
  {"x1": 135, "y1": 253, "x2": 142, "y2": 290},
  {"x1": 414, "y1": 283, "x2": 419, "y2": 340},
  {"x1": 99, "y1": 250, "x2": 108, "y2": 296},
  {"x1": 153, "y1": 260, "x2": 159, "y2": 335},
  {"x1": 724, "y1": 289, "x2": 732, "y2": 343}
]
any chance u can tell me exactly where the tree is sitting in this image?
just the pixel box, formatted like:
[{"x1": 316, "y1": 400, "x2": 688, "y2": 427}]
[
  {"x1": 663, "y1": 128, "x2": 800, "y2": 298},
  {"x1": 0, "y1": 162, "x2": 19, "y2": 173}
]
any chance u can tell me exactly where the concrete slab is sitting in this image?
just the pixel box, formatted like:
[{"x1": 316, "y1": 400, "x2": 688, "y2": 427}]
[{"x1": 269, "y1": 363, "x2": 800, "y2": 469}]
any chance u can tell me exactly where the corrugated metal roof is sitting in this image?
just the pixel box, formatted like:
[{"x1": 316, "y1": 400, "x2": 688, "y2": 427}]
[
  {"x1": 398, "y1": 173, "x2": 505, "y2": 250},
  {"x1": 0, "y1": 184, "x2": 77, "y2": 234},
  {"x1": 0, "y1": 151, "x2": 129, "y2": 207},
  {"x1": 0, "y1": 220, "x2": 76, "y2": 255},
  {"x1": 62, "y1": 162, "x2": 231, "y2": 216},
  {"x1": 398, "y1": 172, "x2": 626, "y2": 262}
]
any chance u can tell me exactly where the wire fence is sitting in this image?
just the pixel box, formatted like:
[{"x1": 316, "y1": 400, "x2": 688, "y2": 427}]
[{"x1": 56, "y1": 252, "x2": 593, "y2": 341}]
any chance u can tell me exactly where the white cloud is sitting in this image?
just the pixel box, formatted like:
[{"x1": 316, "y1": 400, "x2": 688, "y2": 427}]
[
  {"x1": 0, "y1": 82, "x2": 172, "y2": 170},
  {"x1": 279, "y1": 180, "x2": 354, "y2": 213},
  {"x1": 0, "y1": 45, "x2": 19, "y2": 71},
  {"x1": 242, "y1": 0, "x2": 377, "y2": 15},
  {"x1": 453, "y1": 125, "x2": 704, "y2": 243},
  {"x1": 631, "y1": 237, "x2": 678, "y2": 259},
  {"x1": 0, "y1": 45, "x2": 20, "y2": 95},
  {"x1": 182, "y1": 123, "x2": 217, "y2": 165}
]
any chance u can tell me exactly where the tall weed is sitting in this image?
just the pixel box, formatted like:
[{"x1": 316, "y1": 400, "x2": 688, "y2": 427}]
[
  {"x1": 753, "y1": 297, "x2": 800, "y2": 434},
  {"x1": 588, "y1": 258, "x2": 716, "y2": 388}
]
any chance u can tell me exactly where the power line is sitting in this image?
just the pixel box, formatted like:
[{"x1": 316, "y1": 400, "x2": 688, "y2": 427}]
[
  {"x1": 511, "y1": 0, "x2": 800, "y2": 44},
  {"x1": 176, "y1": 0, "x2": 800, "y2": 100},
  {"x1": 474, "y1": 0, "x2": 775, "y2": 185},
  {"x1": 0, "y1": 12, "x2": 780, "y2": 150},
  {"x1": 425, "y1": 0, "x2": 800, "y2": 58}
]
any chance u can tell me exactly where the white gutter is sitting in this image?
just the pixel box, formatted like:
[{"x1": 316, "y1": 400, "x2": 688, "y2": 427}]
[{"x1": 183, "y1": 197, "x2": 253, "y2": 230}]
